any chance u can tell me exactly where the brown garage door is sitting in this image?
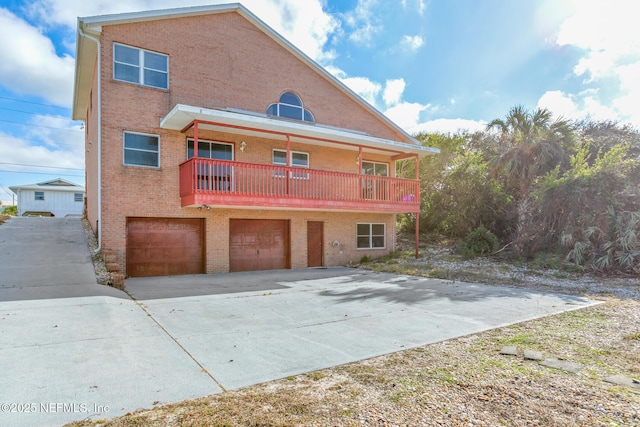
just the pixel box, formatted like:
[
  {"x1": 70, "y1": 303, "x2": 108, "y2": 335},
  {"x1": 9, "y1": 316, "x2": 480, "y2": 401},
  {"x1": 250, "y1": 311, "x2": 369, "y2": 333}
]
[
  {"x1": 229, "y1": 219, "x2": 289, "y2": 272},
  {"x1": 126, "y1": 218, "x2": 205, "y2": 277}
]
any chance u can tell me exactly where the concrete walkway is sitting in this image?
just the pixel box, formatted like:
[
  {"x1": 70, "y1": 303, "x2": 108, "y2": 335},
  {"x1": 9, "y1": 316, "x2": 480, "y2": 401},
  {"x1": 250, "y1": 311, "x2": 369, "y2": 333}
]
[{"x1": 0, "y1": 217, "x2": 599, "y2": 426}]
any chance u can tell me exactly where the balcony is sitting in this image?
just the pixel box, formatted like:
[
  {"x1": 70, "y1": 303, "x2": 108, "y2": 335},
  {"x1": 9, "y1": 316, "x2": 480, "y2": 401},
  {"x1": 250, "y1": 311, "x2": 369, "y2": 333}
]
[{"x1": 179, "y1": 158, "x2": 420, "y2": 213}]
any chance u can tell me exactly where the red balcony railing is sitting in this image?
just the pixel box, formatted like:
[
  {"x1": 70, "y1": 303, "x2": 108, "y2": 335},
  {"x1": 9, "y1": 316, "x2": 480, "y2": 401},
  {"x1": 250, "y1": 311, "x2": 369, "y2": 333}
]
[{"x1": 179, "y1": 158, "x2": 420, "y2": 213}]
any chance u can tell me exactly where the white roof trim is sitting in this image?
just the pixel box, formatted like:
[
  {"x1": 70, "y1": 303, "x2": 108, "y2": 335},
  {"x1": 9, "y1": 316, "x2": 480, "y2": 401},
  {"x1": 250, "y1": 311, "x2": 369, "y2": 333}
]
[
  {"x1": 161, "y1": 104, "x2": 438, "y2": 157},
  {"x1": 10, "y1": 184, "x2": 85, "y2": 193}
]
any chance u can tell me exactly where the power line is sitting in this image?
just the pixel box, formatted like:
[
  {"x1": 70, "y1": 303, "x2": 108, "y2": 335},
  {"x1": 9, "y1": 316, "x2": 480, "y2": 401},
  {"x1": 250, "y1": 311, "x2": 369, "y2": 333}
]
[
  {"x1": 0, "y1": 135, "x2": 83, "y2": 148},
  {"x1": 0, "y1": 106, "x2": 82, "y2": 122},
  {"x1": 0, "y1": 95, "x2": 70, "y2": 111},
  {"x1": 0, "y1": 169, "x2": 84, "y2": 177},
  {"x1": 0, "y1": 162, "x2": 84, "y2": 171},
  {"x1": 0, "y1": 119, "x2": 83, "y2": 133}
]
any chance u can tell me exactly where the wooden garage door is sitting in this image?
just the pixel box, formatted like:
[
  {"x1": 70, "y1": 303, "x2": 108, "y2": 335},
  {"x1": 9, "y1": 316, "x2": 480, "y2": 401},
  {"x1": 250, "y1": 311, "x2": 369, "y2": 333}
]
[
  {"x1": 229, "y1": 219, "x2": 289, "y2": 272},
  {"x1": 126, "y1": 218, "x2": 205, "y2": 277}
]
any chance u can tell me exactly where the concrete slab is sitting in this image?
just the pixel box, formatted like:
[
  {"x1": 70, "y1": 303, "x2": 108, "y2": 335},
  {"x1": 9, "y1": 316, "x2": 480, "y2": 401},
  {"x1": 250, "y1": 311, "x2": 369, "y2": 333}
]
[
  {"x1": 128, "y1": 268, "x2": 599, "y2": 391},
  {"x1": 604, "y1": 375, "x2": 640, "y2": 389},
  {"x1": 500, "y1": 346, "x2": 518, "y2": 356},
  {"x1": 540, "y1": 358, "x2": 582, "y2": 373},
  {"x1": 524, "y1": 349, "x2": 545, "y2": 361}
]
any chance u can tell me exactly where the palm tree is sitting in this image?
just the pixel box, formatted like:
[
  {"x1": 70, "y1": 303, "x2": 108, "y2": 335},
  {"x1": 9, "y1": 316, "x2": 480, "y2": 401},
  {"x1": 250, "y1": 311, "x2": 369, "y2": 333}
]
[
  {"x1": 486, "y1": 106, "x2": 574, "y2": 253},
  {"x1": 487, "y1": 105, "x2": 573, "y2": 198}
]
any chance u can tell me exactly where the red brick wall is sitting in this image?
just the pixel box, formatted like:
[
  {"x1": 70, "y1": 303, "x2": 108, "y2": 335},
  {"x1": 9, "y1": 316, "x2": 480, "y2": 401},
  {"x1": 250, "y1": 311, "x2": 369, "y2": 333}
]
[{"x1": 89, "y1": 10, "x2": 406, "y2": 274}]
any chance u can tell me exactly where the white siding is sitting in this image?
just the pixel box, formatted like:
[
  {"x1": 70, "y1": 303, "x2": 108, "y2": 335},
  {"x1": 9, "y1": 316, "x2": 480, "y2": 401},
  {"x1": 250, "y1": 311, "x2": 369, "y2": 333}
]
[{"x1": 17, "y1": 189, "x2": 84, "y2": 217}]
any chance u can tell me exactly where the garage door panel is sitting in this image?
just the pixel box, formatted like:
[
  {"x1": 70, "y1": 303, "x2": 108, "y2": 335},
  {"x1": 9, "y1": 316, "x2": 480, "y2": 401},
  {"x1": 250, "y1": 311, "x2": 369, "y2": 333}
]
[
  {"x1": 126, "y1": 218, "x2": 205, "y2": 277},
  {"x1": 229, "y1": 219, "x2": 289, "y2": 272}
]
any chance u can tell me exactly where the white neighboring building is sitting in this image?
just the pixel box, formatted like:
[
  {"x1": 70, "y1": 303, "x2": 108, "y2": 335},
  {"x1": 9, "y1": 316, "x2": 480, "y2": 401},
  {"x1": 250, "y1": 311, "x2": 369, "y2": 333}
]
[{"x1": 9, "y1": 179, "x2": 85, "y2": 217}]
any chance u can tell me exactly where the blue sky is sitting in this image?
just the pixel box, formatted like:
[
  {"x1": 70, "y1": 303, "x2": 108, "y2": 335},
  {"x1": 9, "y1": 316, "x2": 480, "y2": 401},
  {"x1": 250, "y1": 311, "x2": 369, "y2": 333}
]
[{"x1": 1, "y1": 0, "x2": 638, "y2": 204}]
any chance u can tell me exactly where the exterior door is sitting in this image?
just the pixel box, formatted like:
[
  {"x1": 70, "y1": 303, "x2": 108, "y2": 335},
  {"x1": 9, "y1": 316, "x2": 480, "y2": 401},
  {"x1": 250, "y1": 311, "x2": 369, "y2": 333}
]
[
  {"x1": 229, "y1": 219, "x2": 290, "y2": 272},
  {"x1": 126, "y1": 218, "x2": 205, "y2": 277},
  {"x1": 307, "y1": 221, "x2": 323, "y2": 267}
]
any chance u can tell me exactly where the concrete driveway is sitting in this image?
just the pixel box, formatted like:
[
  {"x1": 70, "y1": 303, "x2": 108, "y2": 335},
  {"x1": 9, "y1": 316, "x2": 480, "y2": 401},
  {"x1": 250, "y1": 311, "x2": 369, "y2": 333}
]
[{"x1": 0, "y1": 217, "x2": 598, "y2": 426}]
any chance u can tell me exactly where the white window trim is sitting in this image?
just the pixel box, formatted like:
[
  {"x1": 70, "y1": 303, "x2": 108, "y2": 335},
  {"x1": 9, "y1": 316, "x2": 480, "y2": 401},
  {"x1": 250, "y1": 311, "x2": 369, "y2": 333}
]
[
  {"x1": 272, "y1": 149, "x2": 309, "y2": 179},
  {"x1": 113, "y1": 43, "x2": 169, "y2": 89},
  {"x1": 362, "y1": 160, "x2": 389, "y2": 176},
  {"x1": 186, "y1": 138, "x2": 234, "y2": 160},
  {"x1": 34, "y1": 191, "x2": 44, "y2": 201},
  {"x1": 123, "y1": 131, "x2": 160, "y2": 168},
  {"x1": 356, "y1": 222, "x2": 386, "y2": 250}
]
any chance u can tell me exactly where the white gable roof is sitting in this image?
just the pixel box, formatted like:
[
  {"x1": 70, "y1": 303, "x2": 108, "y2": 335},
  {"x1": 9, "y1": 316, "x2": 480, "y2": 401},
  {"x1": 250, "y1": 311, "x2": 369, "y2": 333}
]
[{"x1": 10, "y1": 179, "x2": 85, "y2": 194}]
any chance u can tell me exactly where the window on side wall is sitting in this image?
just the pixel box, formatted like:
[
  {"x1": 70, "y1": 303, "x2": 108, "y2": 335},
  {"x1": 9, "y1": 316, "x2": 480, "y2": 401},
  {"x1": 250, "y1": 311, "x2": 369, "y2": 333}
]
[
  {"x1": 35, "y1": 191, "x2": 44, "y2": 201},
  {"x1": 74, "y1": 193, "x2": 84, "y2": 202},
  {"x1": 113, "y1": 43, "x2": 168, "y2": 89},
  {"x1": 356, "y1": 223, "x2": 385, "y2": 249},
  {"x1": 123, "y1": 131, "x2": 160, "y2": 167}
]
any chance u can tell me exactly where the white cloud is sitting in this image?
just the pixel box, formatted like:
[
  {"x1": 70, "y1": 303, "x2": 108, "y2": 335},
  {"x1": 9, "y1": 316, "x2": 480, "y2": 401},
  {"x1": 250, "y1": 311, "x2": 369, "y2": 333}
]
[
  {"x1": 399, "y1": 35, "x2": 424, "y2": 52},
  {"x1": 0, "y1": 8, "x2": 74, "y2": 106},
  {"x1": 400, "y1": 0, "x2": 427, "y2": 15},
  {"x1": 342, "y1": 0, "x2": 382, "y2": 46},
  {"x1": 384, "y1": 102, "x2": 429, "y2": 130},
  {"x1": 341, "y1": 76, "x2": 382, "y2": 107},
  {"x1": 383, "y1": 79, "x2": 405, "y2": 106},
  {"x1": 556, "y1": 0, "x2": 640, "y2": 126},
  {"x1": 537, "y1": 90, "x2": 579, "y2": 120},
  {"x1": 538, "y1": 90, "x2": 623, "y2": 124},
  {"x1": 409, "y1": 118, "x2": 487, "y2": 136}
]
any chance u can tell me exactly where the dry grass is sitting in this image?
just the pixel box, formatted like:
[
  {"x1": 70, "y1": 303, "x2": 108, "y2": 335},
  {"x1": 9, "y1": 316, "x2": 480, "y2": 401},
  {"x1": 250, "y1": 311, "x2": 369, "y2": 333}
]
[
  {"x1": 0, "y1": 215, "x2": 9, "y2": 225},
  {"x1": 66, "y1": 246, "x2": 640, "y2": 427}
]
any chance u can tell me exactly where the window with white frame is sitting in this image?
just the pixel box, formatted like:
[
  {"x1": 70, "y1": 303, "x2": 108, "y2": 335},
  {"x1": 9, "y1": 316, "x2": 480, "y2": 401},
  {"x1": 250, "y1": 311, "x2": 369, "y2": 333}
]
[
  {"x1": 266, "y1": 92, "x2": 314, "y2": 122},
  {"x1": 356, "y1": 223, "x2": 385, "y2": 249},
  {"x1": 74, "y1": 193, "x2": 84, "y2": 202},
  {"x1": 35, "y1": 191, "x2": 44, "y2": 201},
  {"x1": 361, "y1": 161, "x2": 389, "y2": 200},
  {"x1": 114, "y1": 43, "x2": 168, "y2": 89},
  {"x1": 187, "y1": 139, "x2": 234, "y2": 191},
  {"x1": 361, "y1": 161, "x2": 388, "y2": 176},
  {"x1": 123, "y1": 131, "x2": 160, "y2": 167},
  {"x1": 272, "y1": 149, "x2": 309, "y2": 179}
]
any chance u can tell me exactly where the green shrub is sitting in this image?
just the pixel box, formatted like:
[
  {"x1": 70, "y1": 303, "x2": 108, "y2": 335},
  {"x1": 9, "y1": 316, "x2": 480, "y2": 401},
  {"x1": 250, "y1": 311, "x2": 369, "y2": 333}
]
[
  {"x1": 458, "y1": 226, "x2": 499, "y2": 259},
  {"x1": 2, "y1": 205, "x2": 17, "y2": 216}
]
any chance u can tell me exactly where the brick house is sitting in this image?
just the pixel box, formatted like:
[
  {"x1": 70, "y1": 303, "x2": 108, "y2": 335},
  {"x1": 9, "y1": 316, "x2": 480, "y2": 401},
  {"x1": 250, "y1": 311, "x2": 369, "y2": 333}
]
[{"x1": 72, "y1": 3, "x2": 437, "y2": 278}]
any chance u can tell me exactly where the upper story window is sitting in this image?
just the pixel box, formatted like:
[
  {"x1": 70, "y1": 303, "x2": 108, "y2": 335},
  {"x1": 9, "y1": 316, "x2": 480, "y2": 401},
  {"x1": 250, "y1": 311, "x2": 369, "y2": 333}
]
[
  {"x1": 113, "y1": 43, "x2": 168, "y2": 89},
  {"x1": 187, "y1": 139, "x2": 234, "y2": 160},
  {"x1": 273, "y1": 149, "x2": 309, "y2": 179},
  {"x1": 362, "y1": 161, "x2": 388, "y2": 177},
  {"x1": 266, "y1": 92, "x2": 314, "y2": 122},
  {"x1": 123, "y1": 131, "x2": 160, "y2": 168}
]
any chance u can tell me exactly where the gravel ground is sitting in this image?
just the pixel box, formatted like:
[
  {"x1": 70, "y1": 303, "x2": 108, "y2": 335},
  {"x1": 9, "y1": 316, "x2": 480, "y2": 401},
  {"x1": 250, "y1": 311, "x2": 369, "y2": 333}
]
[
  {"x1": 69, "y1": 235, "x2": 640, "y2": 427},
  {"x1": 82, "y1": 218, "x2": 111, "y2": 285}
]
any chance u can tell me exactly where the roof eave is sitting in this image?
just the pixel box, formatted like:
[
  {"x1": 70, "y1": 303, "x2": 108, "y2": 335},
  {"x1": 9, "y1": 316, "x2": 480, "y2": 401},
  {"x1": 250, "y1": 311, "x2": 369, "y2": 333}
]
[{"x1": 160, "y1": 104, "x2": 438, "y2": 157}]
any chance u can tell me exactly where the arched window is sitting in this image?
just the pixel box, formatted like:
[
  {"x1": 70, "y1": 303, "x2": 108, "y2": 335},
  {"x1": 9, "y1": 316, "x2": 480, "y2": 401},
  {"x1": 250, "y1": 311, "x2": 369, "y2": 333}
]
[{"x1": 266, "y1": 92, "x2": 314, "y2": 122}]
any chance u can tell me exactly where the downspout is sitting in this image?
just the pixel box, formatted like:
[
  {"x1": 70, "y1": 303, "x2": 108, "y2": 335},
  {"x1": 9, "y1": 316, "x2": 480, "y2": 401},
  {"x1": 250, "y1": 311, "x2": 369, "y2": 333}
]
[{"x1": 78, "y1": 25, "x2": 102, "y2": 251}]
